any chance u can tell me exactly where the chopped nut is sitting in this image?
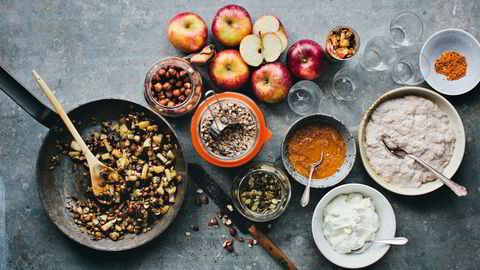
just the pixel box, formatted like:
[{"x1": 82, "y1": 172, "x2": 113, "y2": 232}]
[{"x1": 229, "y1": 228, "x2": 237, "y2": 236}]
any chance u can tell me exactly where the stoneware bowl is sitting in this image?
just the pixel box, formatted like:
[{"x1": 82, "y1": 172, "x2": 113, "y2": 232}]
[
  {"x1": 312, "y1": 183, "x2": 396, "y2": 269},
  {"x1": 281, "y1": 114, "x2": 356, "y2": 188},
  {"x1": 358, "y1": 86, "x2": 466, "y2": 196},
  {"x1": 420, "y1": 28, "x2": 480, "y2": 95}
]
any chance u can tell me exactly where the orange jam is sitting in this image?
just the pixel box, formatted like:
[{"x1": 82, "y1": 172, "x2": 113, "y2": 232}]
[{"x1": 287, "y1": 124, "x2": 346, "y2": 179}]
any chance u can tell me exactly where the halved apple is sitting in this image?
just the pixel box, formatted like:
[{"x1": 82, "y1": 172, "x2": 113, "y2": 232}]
[
  {"x1": 239, "y1": 33, "x2": 283, "y2": 67},
  {"x1": 252, "y1": 15, "x2": 288, "y2": 52}
]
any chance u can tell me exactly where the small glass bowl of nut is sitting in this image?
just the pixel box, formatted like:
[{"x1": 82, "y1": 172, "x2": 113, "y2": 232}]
[
  {"x1": 325, "y1": 26, "x2": 361, "y2": 61},
  {"x1": 144, "y1": 57, "x2": 203, "y2": 117},
  {"x1": 232, "y1": 162, "x2": 291, "y2": 222}
]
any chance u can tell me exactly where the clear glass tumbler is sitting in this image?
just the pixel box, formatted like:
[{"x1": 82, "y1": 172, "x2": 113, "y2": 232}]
[
  {"x1": 391, "y1": 52, "x2": 429, "y2": 85},
  {"x1": 359, "y1": 36, "x2": 398, "y2": 71},
  {"x1": 287, "y1": 80, "x2": 322, "y2": 115},
  {"x1": 332, "y1": 63, "x2": 369, "y2": 101},
  {"x1": 389, "y1": 12, "x2": 424, "y2": 47}
]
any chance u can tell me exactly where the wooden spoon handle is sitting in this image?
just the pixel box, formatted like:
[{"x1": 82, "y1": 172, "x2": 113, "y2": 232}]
[
  {"x1": 248, "y1": 225, "x2": 298, "y2": 270},
  {"x1": 32, "y1": 70, "x2": 95, "y2": 162}
]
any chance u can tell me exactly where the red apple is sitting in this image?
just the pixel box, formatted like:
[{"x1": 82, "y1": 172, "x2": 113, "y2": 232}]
[
  {"x1": 168, "y1": 12, "x2": 208, "y2": 53},
  {"x1": 252, "y1": 63, "x2": 293, "y2": 103},
  {"x1": 287, "y1": 39, "x2": 327, "y2": 80},
  {"x1": 212, "y1": 5, "x2": 252, "y2": 47},
  {"x1": 209, "y1": 50, "x2": 250, "y2": 91}
]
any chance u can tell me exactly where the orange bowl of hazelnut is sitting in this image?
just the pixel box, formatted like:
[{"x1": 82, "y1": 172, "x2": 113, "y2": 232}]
[{"x1": 144, "y1": 57, "x2": 203, "y2": 117}]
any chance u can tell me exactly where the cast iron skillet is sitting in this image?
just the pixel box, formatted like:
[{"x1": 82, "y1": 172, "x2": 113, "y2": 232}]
[{"x1": 0, "y1": 65, "x2": 188, "y2": 251}]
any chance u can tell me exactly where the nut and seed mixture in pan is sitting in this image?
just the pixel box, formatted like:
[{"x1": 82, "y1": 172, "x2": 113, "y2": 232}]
[
  {"x1": 65, "y1": 112, "x2": 182, "y2": 241},
  {"x1": 200, "y1": 102, "x2": 257, "y2": 157},
  {"x1": 239, "y1": 172, "x2": 282, "y2": 214}
]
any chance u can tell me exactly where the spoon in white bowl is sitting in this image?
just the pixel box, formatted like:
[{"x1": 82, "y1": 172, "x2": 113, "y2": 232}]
[
  {"x1": 300, "y1": 151, "x2": 324, "y2": 207},
  {"x1": 381, "y1": 138, "x2": 467, "y2": 197},
  {"x1": 351, "y1": 237, "x2": 408, "y2": 254}
]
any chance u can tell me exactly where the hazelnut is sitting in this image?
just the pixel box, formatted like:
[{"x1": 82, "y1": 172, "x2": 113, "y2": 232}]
[
  {"x1": 229, "y1": 228, "x2": 237, "y2": 236},
  {"x1": 163, "y1": 82, "x2": 172, "y2": 91},
  {"x1": 157, "y1": 69, "x2": 166, "y2": 77},
  {"x1": 184, "y1": 82, "x2": 191, "y2": 89},
  {"x1": 159, "y1": 99, "x2": 168, "y2": 106},
  {"x1": 168, "y1": 68, "x2": 176, "y2": 76},
  {"x1": 208, "y1": 217, "x2": 218, "y2": 227},
  {"x1": 172, "y1": 89, "x2": 181, "y2": 96},
  {"x1": 153, "y1": 83, "x2": 163, "y2": 92},
  {"x1": 179, "y1": 70, "x2": 187, "y2": 78}
]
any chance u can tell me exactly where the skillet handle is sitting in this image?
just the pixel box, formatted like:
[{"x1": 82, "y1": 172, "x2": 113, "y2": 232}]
[{"x1": 0, "y1": 65, "x2": 58, "y2": 128}]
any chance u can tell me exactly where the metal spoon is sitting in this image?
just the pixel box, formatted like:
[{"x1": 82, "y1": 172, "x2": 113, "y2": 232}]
[
  {"x1": 380, "y1": 138, "x2": 467, "y2": 197},
  {"x1": 351, "y1": 237, "x2": 408, "y2": 254},
  {"x1": 365, "y1": 237, "x2": 408, "y2": 245},
  {"x1": 33, "y1": 70, "x2": 117, "y2": 205},
  {"x1": 300, "y1": 152, "x2": 324, "y2": 207}
]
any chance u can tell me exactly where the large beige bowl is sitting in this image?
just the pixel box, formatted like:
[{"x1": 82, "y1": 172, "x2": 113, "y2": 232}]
[{"x1": 358, "y1": 86, "x2": 465, "y2": 196}]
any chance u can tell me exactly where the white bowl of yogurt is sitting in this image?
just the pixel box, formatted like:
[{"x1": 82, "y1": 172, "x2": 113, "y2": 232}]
[{"x1": 312, "y1": 184, "x2": 396, "y2": 269}]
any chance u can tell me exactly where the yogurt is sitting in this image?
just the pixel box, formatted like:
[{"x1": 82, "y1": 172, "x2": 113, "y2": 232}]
[{"x1": 322, "y1": 193, "x2": 379, "y2": 254}]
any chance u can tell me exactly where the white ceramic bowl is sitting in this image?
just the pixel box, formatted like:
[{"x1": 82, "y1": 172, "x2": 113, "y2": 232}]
[
  {"x1": 312, "y1": 184, "x2": 396, "y2": 269},
  {"x1": 420, "y1": 28, "x2": 480, "y2": 95},
  {"x1": 358, "y1": 86, "x2": 466, "y2": 196}
]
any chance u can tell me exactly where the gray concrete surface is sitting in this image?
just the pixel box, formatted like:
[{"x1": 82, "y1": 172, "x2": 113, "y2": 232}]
[{"x1": 1, "y1": 0, "x2": 480, "y2": 269}]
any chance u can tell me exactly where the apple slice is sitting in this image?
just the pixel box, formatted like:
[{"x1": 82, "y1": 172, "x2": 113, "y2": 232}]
[
  {"x1": 240, "y1": 35, "x2": 263, "y2": 67},
  {"x1": 261, "y1": 33, "x2": 283, "y2": 63},
  {"x1": 274, "y1": 28, "x2": 288, "y2": 52},
  {"x1": 253, "y1": 15, "x2": 280, "y2": 35}
]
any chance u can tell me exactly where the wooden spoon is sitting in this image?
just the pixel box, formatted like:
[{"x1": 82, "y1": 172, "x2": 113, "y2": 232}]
[{"x1": 32, "y1": 70, "x2": 115, "y2": 205}]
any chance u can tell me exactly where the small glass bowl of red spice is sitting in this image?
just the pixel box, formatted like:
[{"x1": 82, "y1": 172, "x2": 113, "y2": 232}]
[
  {"x1": 232, "y1": 162, "x2": 291, "y2": 222},
  {"x1": 144, "y1": 57, "x2": 203, "y2": 117},
  {"x1": 325, "y1": 26, "x2": 361, "y2": 61}
]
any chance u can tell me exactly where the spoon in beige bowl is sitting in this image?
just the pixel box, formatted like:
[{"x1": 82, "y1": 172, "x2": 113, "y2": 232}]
[
  {"x1": 300, "y1": 151, "x2": 324, "y2": 207},
  {"x1": 380, "y1": 138, "x2": 467, "y2": 197},
  {"x1": 32, "y1": 70, "x2": 117, "y2": 205}
]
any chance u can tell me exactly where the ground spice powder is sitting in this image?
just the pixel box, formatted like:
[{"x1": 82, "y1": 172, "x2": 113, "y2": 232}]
[{"x1": 434, "y1": 51, "x2": 468, "y2": 80}]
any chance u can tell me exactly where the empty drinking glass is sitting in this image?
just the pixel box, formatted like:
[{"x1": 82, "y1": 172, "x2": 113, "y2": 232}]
[
  {"x1": 288, "y1": 80, "x2": 322, "y2": 115},
  {"x1": 389, "y1": 12, "x2": 424, "y2": 47},
  {"x1": 359, "y1": 36, "x2": 398, "y2": 71},
  {"x1": 332, "y1": 63, "x2": 369, "y2": 101},
  {"x1": 391, "y1": 52, "x2": 429, "y2": 85}
]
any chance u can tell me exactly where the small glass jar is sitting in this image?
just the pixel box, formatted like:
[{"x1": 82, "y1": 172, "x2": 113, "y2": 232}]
[
  {"x1": 144, "y1": 57, "x2": 203, "y2": 117},
  {"x1": 232, "y1": 162, "x2": 291, "y2": 222}
]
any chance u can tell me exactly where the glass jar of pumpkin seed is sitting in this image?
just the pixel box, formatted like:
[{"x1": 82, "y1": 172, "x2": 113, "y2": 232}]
[{"x1": 232, "y1": 162, "x2": 291, "y2": 222}]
